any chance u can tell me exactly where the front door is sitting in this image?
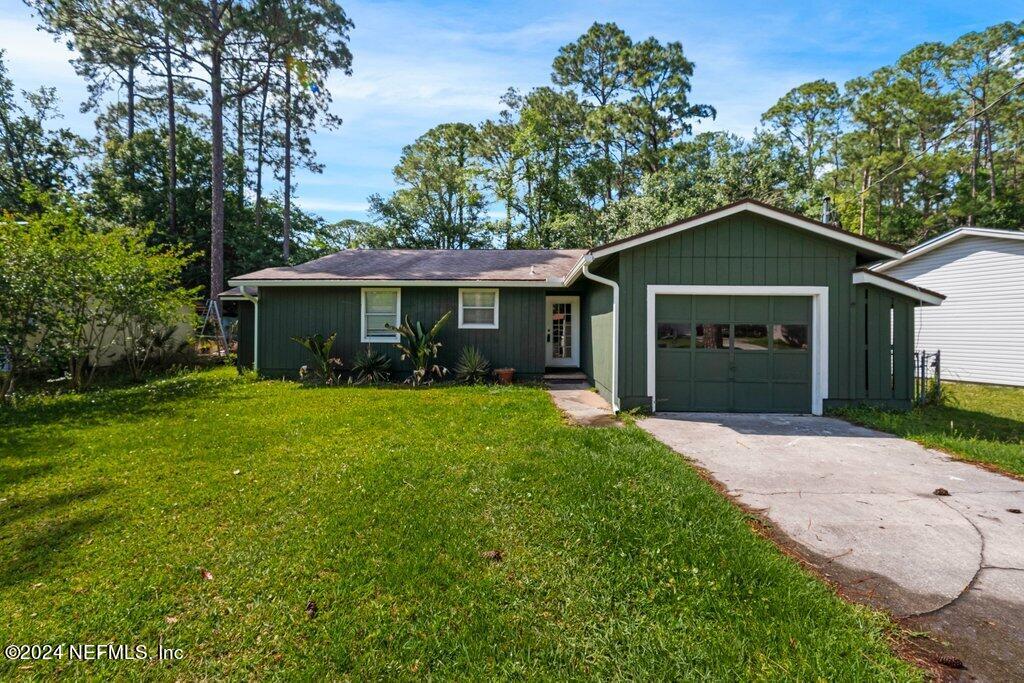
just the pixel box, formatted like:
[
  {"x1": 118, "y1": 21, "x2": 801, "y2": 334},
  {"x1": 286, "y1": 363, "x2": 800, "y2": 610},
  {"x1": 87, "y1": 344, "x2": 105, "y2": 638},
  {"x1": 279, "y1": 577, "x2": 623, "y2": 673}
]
[{"x1": 545, "y1": 296, "x2": 580, "y2": 367}]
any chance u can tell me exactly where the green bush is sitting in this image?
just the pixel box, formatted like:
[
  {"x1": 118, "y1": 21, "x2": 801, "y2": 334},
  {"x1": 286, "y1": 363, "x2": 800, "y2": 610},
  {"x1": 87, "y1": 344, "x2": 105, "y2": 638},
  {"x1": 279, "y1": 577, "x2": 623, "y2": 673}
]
[{"x1": 0, "y1": 192, "x2": 197, "y2": 399}]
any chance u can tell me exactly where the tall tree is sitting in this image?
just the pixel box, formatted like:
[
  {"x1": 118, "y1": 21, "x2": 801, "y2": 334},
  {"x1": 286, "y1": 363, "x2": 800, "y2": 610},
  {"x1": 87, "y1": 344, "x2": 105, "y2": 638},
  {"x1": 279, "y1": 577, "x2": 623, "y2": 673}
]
[
  {"x1": 552, "y1": 22, "x2": 633, "y2": 206},
  {"x1": 267, "y1": 0, "x2": 352, "y2": 260},
  {"x1": 618, "y1": 37, "x2": 715, "y2": 174},
  {"x1": 366, "y1": 123, "x2": 489, "y2": 249},
  {"x1": 761, "y1": 79, "x2": 846, "y2": 191}
]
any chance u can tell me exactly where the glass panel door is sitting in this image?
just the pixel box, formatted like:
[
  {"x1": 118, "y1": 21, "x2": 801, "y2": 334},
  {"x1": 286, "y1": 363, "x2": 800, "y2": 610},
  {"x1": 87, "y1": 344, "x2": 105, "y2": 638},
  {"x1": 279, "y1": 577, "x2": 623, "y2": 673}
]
[{"x1": 545, "y1": 296, "x2": 579, "y2": 367}]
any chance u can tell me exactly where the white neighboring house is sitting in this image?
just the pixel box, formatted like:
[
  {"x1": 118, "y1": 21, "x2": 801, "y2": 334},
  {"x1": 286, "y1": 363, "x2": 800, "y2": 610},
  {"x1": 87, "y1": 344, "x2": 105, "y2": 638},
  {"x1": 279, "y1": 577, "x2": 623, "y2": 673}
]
[{"x1": 874, "y1": 227, "x2": 1024, "y2": 387}]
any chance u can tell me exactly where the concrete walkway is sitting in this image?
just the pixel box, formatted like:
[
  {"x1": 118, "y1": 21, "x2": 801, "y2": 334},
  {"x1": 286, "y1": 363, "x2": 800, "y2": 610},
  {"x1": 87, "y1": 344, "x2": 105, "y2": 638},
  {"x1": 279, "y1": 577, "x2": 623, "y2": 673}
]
[
  {"x1": 639, "y1": 413, "x2": 1024, "y2": 681},
  {"x1": 546, "y1": 382, "x2": 618, "y2": 427}
]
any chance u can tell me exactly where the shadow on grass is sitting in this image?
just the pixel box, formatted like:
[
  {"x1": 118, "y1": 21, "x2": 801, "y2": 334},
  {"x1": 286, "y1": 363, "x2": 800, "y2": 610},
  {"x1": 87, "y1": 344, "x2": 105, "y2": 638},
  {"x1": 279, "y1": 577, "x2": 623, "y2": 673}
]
[
  {"x1": 845, "y1": 403, "x2": 1024, "y2": 446},
  {"x1": 0, "y1": 371, "x2": 244, "y2": 436},
  {"x1": 0, "y1": 483, "x2": 110, "y2": 530},
  {"x1": 0, "y1": 511, "x2": 114, "y2": 589},
  {"x1": 0, "y1": 461, "x2": 56, "y2": 488}
]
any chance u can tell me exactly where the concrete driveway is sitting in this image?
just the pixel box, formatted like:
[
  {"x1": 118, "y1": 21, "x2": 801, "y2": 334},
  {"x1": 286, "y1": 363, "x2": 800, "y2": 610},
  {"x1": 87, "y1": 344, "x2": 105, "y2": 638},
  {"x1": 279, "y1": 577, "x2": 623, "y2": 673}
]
[{"x1": 640, "y1": 413, "x2": 1024, "y2": 681}]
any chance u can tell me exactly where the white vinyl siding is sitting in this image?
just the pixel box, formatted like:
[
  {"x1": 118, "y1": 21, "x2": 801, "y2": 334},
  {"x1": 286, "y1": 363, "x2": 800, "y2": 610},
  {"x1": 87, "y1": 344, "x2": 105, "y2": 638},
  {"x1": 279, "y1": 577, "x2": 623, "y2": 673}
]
[
  {"x1": 885, "y1": 235, "x2": 1024, "y2": 386},
  {"x1": 458, "y1": 288, "x2": 499, "y2": 329},
  {"x1": 361, "y1": 288, "x2": 401, "y2": 342}
]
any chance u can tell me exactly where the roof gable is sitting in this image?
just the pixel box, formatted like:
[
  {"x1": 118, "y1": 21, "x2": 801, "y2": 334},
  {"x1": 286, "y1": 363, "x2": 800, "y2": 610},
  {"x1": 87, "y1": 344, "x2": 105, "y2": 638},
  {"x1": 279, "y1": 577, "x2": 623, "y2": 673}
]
[{"x1": 588, "y1": 200, "x2": 904, "y2": 260}]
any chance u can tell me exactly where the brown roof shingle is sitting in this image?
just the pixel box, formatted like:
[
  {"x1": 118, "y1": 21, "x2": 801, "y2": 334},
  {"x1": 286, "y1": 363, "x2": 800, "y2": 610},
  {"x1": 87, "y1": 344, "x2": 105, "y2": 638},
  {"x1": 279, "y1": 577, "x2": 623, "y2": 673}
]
[{"x1": 231, "y1": 249, "x2": 587, "y2": 283}]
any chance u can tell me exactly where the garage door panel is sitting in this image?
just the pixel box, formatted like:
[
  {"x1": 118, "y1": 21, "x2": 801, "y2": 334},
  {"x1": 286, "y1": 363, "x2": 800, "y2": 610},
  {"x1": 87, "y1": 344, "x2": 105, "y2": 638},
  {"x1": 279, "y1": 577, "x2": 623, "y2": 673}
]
[
  {"x1": 693, "y1": 352, "x2": 731, "y2": 380},
  {"x1": 656, "y1": 295, "x2": 691, "y2": 321},
  {"x1": 772, "y1": 352, "x2": 810, "y2": 382},
  {"x1": 773, "y1": 297, "x2": 810, "y2": 322},
  {"x1": 694, "y1": 295, "x2": 730, "y2": 319},
  {"x1": 733, "y1": 382, "x2": 773, "y2": 411},
  {"x1": 692, "y1": 382, "x2": 730, "y2": 411},
  {"x1": 734, "y1": 354, "x2": 770, "y2": 380},
  {"x1": 656, "y1": 380, "x2": 691, "y2": 411},
  {"x1": 772, "y1": 383, "x2": 809, "y2": 412},
  {"x1": 655, "y1": 350, "x2": 690, "y2": 380},
  {"x1": 733, "y1": 296, "x2": 770, "y2": 321}
]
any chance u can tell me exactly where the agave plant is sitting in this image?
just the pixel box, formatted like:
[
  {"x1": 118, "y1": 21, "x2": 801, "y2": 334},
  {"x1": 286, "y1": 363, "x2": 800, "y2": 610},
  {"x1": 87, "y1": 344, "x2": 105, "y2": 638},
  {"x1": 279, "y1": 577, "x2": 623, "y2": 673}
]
[
  {"x1": 349, "y1": 345, "x2": 392, "y2": 384},
  {"x1": 291, "y1": 332, "x2": 343, "y2": 385},
  {"x1": 386, "y1": 311, "x2": 452, "y2": 386},
  {"x1": 454, "y1": 346, "x2": 491, "y2": 384}
]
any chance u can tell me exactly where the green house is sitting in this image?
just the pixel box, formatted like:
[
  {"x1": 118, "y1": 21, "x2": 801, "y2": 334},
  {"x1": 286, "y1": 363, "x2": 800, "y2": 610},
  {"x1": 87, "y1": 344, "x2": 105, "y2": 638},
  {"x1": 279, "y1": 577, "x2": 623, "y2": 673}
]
[{"x1": 223, "y1": 200, "x2": 944, "y2": 414}]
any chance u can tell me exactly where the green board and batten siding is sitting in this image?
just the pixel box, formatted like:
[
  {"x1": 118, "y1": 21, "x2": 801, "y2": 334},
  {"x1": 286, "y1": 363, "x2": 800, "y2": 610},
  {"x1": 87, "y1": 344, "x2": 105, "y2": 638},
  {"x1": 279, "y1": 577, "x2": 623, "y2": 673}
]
[
  {"x1": 603, "y1": 213, "x2": 916, "y2": 410},
  {"x1": 579, "y1": 268, "x2": 616, "y2": 405},
  {"x1": 241, "y1": 209, "x2": 918, "y2": 411},
  {"x1": 255, "y1": 286, "x2": 546, "y2": 378}
]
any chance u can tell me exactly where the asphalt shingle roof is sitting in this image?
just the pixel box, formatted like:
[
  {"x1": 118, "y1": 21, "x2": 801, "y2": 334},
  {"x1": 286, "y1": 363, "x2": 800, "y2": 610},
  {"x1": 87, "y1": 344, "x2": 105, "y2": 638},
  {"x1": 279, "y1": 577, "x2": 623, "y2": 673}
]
[{"x1": 232, "y1": 249, "x2": 587, "y2": 283}]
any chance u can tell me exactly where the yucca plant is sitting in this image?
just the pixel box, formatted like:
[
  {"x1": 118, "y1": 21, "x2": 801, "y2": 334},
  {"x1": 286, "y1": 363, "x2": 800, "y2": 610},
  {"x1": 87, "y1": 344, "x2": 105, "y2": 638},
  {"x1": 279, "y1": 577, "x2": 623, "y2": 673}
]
[
  {"x1": 349, "y1": 345, "x2": 392, "y2": 384},
  {"x1": 454, "y1": 346, "x2": 491, "y2": 384},
  {"x1": 386, "y1": 311, "x2": 452, "y2": 386},
  {"x1": 291, "y1": 332, "x2": 343, "y2": 385}
]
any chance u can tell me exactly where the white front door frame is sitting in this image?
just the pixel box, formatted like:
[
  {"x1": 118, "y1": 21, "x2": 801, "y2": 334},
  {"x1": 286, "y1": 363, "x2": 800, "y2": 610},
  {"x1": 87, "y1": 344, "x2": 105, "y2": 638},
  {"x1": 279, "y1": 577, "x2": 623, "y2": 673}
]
[
  {"x1": 545, "y1": 295, "x2": 580, "y2": 367},
  {"x1": 645, "y1": 285, "x2": 829, "y2": 415}
]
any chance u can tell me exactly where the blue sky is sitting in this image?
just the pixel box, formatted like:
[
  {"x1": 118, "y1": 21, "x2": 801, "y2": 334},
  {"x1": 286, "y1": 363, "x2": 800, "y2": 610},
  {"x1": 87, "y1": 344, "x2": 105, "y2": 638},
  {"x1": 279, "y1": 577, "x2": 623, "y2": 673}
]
[{"x1": 1, "y1": 0, "x2": 1019, "y2": 222}]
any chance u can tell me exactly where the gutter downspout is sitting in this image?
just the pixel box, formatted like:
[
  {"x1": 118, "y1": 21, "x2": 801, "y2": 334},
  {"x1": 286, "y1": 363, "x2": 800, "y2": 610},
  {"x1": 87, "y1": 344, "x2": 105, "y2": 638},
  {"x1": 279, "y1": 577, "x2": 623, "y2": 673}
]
[
  {"x1": 240, "y1": 286, "x2": 259, "y2": 372},
  {"x1": 580, "y1": 255, "x2": 619, "y2": 412}
]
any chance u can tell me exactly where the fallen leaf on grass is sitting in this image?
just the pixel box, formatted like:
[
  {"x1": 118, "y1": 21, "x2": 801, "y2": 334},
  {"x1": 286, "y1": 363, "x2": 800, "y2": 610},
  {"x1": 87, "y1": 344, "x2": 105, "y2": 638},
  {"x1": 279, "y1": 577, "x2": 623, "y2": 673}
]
[
  {"x1": 200, "y1": 568, "x2": 213, "y2": 581},
  {"x1": 305, "y1": 600, "x2": 318, "y2": 619},
  {"x1": 481, "y1": 549, "x2": 503, "y2": 562}
]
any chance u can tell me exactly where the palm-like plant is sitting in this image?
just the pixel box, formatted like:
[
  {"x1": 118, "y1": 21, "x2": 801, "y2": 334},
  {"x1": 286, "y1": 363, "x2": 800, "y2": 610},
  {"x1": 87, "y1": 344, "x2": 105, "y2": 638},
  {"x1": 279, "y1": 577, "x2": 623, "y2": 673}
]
[
  {"x1": 349, "y1": 345, "x2": 392, "y2": 384},
  {"x1": 454, "y1": 346, "x2": 491, "y2": 384},
  {"x1": 386, "y1": 311, "x2": 452, "y2": 386},
  {"x1": 291, "y1": 332, "x2": 343, "y2": 385}
]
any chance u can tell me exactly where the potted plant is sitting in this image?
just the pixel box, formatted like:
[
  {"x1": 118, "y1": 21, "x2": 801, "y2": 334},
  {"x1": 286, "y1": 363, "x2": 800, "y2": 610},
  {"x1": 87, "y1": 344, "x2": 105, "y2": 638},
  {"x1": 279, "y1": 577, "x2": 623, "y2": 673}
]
[{"x1": 494, "y1": 367, "x2": 515, "y2": 384}]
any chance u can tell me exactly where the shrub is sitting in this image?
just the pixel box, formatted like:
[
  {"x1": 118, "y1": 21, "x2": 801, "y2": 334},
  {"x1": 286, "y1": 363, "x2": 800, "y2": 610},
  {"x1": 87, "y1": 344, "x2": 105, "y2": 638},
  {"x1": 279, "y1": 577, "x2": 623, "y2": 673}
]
[
  {"x1": 0, "y1": 193, "x2": 197, "y2": 399},
  {"x1": 387, "y1": 311, "x2": 452, "y2": 386},
  {"x1": 291, "y1": 332, "x2": 343, "y2": 385},
  {"x1": 454, "y1": 346, "x2": 490, "y2": 384},
  {"x1": 349, "y1": 345, "x2": 391, "y2": 384}
]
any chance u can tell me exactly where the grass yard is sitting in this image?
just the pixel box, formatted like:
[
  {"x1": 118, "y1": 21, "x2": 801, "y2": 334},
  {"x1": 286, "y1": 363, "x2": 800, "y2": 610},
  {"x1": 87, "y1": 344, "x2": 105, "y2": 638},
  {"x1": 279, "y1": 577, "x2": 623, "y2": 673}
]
[
  {"x1": 0, "y1": 368, "x2": 918, "y2": 680},
  {"x1": 837, "y1": 382, "x2": 1024, "y2": 478}
]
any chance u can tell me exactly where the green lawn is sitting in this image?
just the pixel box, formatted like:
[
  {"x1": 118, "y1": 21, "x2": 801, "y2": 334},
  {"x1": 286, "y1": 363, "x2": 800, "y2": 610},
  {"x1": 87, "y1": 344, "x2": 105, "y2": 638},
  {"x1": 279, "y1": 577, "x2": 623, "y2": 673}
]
[
  {"x1": 837, "y1": 382, "x2": 1024, "y2": 478},
  {"x1": 0, "y1": 368, "x2": 918, "y2": 680}
]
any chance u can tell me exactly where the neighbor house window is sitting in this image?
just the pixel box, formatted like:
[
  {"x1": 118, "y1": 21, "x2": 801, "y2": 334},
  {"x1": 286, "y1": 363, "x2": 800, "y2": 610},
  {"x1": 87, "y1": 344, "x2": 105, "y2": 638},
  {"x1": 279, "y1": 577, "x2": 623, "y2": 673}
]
[
  {"x1": 458, "y1": 288, "x2": 499, "y2": 329},
  {"x1": 361, "y1": 288, "x2": 401, "y2": 342}
]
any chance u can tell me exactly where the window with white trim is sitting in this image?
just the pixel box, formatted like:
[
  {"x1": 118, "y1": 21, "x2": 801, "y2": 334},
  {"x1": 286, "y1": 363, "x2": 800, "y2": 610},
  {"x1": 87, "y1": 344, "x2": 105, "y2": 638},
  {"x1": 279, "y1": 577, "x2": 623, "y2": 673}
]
[
  {"x1": 458, "y1": 288, "x2": 499, "y2": 329},
  {"x1": 361, "y1": 288, "x2": 401, "y2": 342}
]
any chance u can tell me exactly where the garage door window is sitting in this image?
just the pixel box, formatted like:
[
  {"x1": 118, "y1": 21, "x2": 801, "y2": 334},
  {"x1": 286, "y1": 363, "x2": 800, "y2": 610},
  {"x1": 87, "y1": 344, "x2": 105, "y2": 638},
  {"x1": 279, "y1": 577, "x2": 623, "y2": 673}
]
[
  {"x1": 734, "y1": 324, "x2": 769, "y2": 351},
  {"x1": 657, "y1": 323, "x2": 692, "y2": 348},
  {"x1": 773, "y1": 324, "x2": 808, "y2": 350},
  {"x1": 696, "y1": 323, "x2": 730, "y2": 349}
]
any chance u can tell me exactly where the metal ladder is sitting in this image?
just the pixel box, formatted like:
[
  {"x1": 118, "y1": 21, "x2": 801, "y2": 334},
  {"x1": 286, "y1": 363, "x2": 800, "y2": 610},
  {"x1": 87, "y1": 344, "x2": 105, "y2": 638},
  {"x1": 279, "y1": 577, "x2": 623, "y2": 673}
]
[{"x1": 197, "y1": 299, "x2": 230, "y2": 359}]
